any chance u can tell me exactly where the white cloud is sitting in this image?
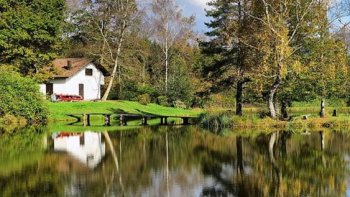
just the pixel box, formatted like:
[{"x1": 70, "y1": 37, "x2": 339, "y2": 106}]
[{"x1": 190, "y1": 0, "x2": 210, "y2": 8}]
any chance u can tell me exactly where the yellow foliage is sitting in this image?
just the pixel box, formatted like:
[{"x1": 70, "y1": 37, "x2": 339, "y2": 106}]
[{"x1": 291, "y1": 60, "x2": 303, "y2": 74}]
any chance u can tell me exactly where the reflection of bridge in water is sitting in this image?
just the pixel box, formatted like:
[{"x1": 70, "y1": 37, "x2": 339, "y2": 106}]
[
  {"x1": 66, "y1": 113, "x2": 198, "y2": 126},
  {"x1": 52, "y1": 132, "x2": 105, "y2": 168}
]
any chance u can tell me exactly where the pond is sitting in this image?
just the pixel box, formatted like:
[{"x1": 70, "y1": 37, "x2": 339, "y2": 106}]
[{"x1": 0, "y1": 126, "x2": 350, "y2": 197}]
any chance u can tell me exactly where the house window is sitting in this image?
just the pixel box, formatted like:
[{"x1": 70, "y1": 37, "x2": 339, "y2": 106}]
[{"x1": 85, "y1": 68, "x2": 93, "y2": 76}]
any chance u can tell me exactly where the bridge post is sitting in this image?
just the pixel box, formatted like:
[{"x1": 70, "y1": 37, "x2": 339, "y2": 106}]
[
  {"x1": 124, "y1": 116, "x2": 128, "y2": 126},
  {"x1": 104, "y1": 114, "x2": 111, "y2": 126},
  {"x1": 160, "y1": 117, "x2": 164, "y2": 125},
  {"x1": 164, "y1": 117, "x2": 168, "y2": 125},
  {"x1": 87, "y1": 114, "x2": 91, "y2": 126},
  {"x1": 182, "y1": 117, "x2": 189, "y2": 125},
  {"x1": 119, "y1": 115, "x2": 124, "y2": 126},
  {"x1": 142, "y1": 117, "x2": 148, "y2": 125},
  {"x1": 83, "y1": 114, "x2": 86, "y2": 126}
]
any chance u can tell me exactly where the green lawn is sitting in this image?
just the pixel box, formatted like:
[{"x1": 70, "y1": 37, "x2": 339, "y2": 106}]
[{"x1": 48, "y1": 100, "x2": 201, "y2": 121}]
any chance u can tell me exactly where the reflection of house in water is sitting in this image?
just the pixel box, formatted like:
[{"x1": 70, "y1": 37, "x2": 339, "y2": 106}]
[{"x1": 53, "y1": 132, "x2": 105, "y2": 168}]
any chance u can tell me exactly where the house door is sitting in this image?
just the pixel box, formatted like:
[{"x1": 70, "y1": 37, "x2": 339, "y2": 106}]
[
  {"x1": 79, "y1": 84, "x2": 84, "y2": 100},
  {"x1": 46, "y1": 83, "x2": 53, "y2": 96}
]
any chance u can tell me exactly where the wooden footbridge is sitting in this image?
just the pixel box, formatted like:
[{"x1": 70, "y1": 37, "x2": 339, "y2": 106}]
[{"x1": 66, "y1": 112, "x2": 198, "y2": 126}]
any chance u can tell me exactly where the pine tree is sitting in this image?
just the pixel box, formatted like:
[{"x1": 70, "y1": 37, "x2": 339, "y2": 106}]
[{"x1": 201, "y1": 0, "x2": 258, "y2": 115}]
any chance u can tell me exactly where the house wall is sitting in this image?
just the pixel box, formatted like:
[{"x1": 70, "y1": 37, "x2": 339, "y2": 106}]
[{"x1": 40, "y1": 63, "x2": 105, "y2": 100}]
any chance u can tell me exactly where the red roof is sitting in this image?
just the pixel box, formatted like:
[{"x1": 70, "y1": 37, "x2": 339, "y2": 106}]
[{"x1": 52, "y1": 58, "x2": 110, "y2": 78}]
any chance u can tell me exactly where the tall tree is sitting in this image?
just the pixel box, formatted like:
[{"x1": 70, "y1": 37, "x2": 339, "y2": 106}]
[
  {"x1": 0, "y1": 0, "x2": 66, "y2": 78},
  {"x1": 299, "y1": 0, "x2": 348, "y2": 117},
  {"x1": 251, "y1": 0, "x2": 349, "y2": 119},
  {"x1": 251, "y1": 0, "x2": 318, "y2": 118},
  {"x1": 69, "y1": 0, "x2": 137, "y2": 101},
  {"x1": 202, "y1": 0, "x2": 258, "y2": 115},
  {"x1": 148, "y1": 0, "x2": 194, "y2": 92}
]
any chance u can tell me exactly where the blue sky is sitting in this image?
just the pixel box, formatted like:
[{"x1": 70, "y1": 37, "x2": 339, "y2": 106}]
[{"x1": 176, "y1": 0, "x2": 211, "y2": 33}]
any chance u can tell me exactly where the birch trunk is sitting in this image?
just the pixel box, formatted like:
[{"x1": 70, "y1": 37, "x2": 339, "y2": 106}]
[
  {"x1": 101, "y1": 20, "x2": 127, "y2": 101},
  {"x1": 268, "y1": 75, "x2": 281, "y2": 119},
  {"x1": 165, "y1": 22, "x2": 169, "y2": 92},
  {"x1": 320, "y1": 98, "x2": 325, "y2": 117},
  {"x1": 269, "y1": 132, "x2": 281, "y2": 195}
]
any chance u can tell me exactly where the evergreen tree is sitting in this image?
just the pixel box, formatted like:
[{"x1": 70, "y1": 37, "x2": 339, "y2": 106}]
[{"x1": 201, "y1": 0, "x2": 259, "y2": 115}]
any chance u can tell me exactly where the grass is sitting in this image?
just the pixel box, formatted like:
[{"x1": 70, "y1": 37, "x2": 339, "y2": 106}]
[
  {"x1": 200, "y1": 104, "x2": 350, "y2": 131},
  {"x1": 48, "y1": 100, "x2": 201, "y2": 121},
  {"x1": 39, "y1": 99, "x2": 350, "y2": 132}
]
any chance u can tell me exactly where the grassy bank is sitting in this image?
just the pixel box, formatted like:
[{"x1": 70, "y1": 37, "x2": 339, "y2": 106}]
[
  {"x1": 200, "y1": 109, "x2": 350, "y2": 131},
  {"x1": 47, "y1": 100, "x2": 350, "y2": 131},
  {"x1": 48, "y1": 100, "x2": 201, "y2": 121}
]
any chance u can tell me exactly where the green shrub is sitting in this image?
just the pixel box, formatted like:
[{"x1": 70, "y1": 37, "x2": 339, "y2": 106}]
[
  {"x1": 137, "y1": 94, "x2": 151, "y2": 105},
  {"x1": 0, "y1": 114, "x2": 18, "y2": 125},
  {"x1": 173, "y1": 100, "x2": 187, "y2": 109},
  {"x1": 0, "y1": 67, "x2": 48, "y2": 123},
  {"x1": 138, "y1": 85, "x2": 157, "y2": 96},
  {"x1": 112, "y1": 82, "x2": 138, "y2": 100},
  {"x1": 218, "y1": 113, "x2": 232, "y2": 128},
  {"x1": 199, "y1": 113, "x2": 210, "y2": 126},
  {"x1": 199, "y1": 111, "x2": 234, "y2": 132},
  {"x1": 17, "y1": 116, "x2": 28, "y2": 126},
  {"x1": 157, "y1": 96, "x2": 169, "y2": 106}
]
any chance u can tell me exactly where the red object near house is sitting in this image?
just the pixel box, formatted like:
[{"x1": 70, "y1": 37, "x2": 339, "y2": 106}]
[
  {"x1": 55, "y1": 94, "x2": 82, "y2": 102},
  {"x1": 56, "y1": 132, "x2": 82, "y2": 138}
]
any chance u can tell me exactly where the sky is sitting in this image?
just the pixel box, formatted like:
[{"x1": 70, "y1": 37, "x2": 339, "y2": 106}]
[
  {"x1": 176, "y1": 0, "x2": 211, "y2": 33},
  {"x1": 177, "y1": 0, "x2": 350, "y2": 33}
]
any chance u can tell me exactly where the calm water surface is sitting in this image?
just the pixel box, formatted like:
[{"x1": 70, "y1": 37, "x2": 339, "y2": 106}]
[{"x1": 1, "y1": 126, "x2": 350, "y2": 197}]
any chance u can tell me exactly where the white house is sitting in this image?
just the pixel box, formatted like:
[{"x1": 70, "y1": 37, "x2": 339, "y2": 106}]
[{"x1": 39, "y1": 58, "x2": 109, "y2": 100}]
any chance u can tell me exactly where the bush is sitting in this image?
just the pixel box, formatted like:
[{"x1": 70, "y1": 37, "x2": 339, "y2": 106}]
[
  {"x1": 112, "y1": 82, "x2": 138, "y2": 100},
  {"x1": 111, "y1": 81, "x2": 161, "y2": 103},
  {"x1": 157, "y1": 96, "x2": 169, "y2": 106},
  {"x1": 137, "y1": 94, "x2": 151, "y2": 105},
  {"x1": 173, "y1": 100, "x2": 187, "y2": 109},
  {"x1": 0, "y1": 114, "x2": 18, "y2": 125},
  {"x1": 198, "y1": 112, "x2": 233, "y2": 132},
  {"x1": 0, "y1": 67, "x2": 48, "y2": 123}
]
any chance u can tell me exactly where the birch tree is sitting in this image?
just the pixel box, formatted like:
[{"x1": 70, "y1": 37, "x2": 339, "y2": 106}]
[
  {"x1": 101, "y1": 0, "x2": 137, "y2": 101},
  {"x1": 72, "y1": 0, "x2": 137, "y2": 101},
  {"x1": 251, "y1": 0, "x2": 318, "y2": 118},
  {"x1": 148, "y1": 0, "x2": 194, "y2": 92},
  {"x1": 302, "y1": 0, "x2": 348, "y2": 117}
]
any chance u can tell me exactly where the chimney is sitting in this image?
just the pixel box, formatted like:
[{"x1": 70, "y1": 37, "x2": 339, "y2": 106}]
[{"x1": 67, "y1": 60, "x2": 72, "y2": 70}]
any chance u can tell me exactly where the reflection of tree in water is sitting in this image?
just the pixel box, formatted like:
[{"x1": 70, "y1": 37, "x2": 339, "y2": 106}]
[
  {"x1": 197, "y1": 130, "x2": 348, "y2": 197},
  {"x1": 0, "y1": 127, "x2": 66, "y2": 196},
  {"x1": 0, "y1": 163, "x2": 64, "y2": 197},
  {"x1": 1, "y1": 127, "x2": 350, "y2": 196},
  {"x1": 196, "y1": 134, "x2": 262, "y2": 197}
]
